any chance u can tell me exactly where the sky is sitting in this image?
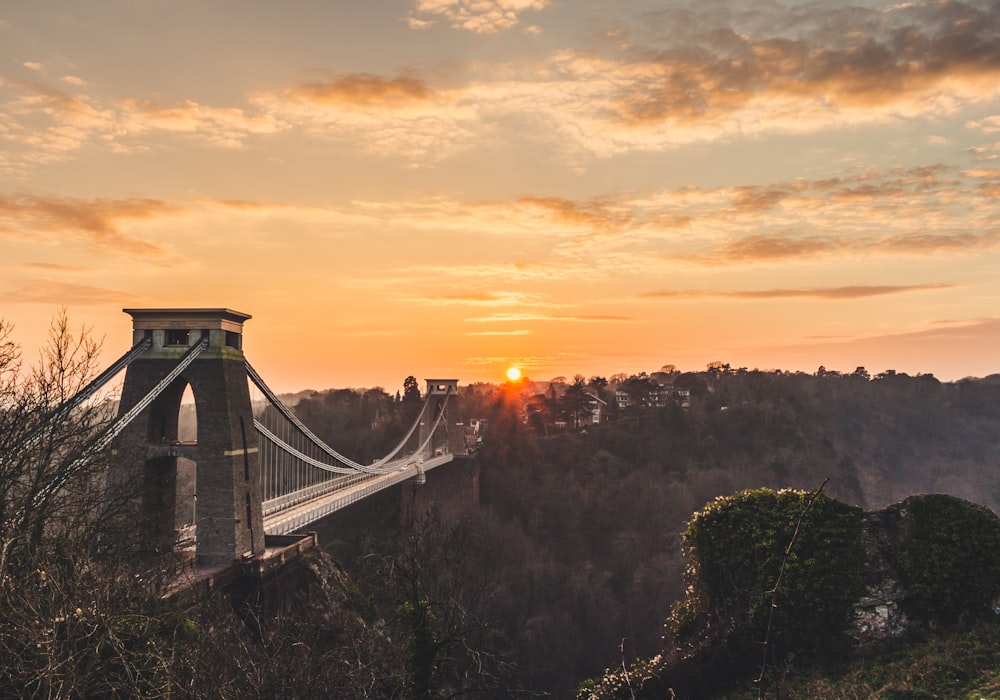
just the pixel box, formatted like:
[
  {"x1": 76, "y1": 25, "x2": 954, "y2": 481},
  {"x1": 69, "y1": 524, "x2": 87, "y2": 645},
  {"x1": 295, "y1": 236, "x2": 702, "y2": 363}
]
[{"x1": 3, "y1": 0, "x2": 1000, "y2": 394}]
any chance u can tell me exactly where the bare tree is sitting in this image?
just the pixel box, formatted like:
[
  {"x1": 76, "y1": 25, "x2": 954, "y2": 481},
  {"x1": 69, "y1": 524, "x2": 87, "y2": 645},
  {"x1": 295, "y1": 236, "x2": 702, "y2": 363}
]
[{"x1": 0, "y1": 311, "x2": 184, "y2": 697}]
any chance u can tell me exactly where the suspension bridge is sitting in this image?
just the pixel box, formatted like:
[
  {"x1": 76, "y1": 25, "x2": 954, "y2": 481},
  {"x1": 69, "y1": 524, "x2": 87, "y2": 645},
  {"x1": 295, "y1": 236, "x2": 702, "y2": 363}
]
[{"x1": 72, "y1": 308, "x2": 466, "y2": 568}]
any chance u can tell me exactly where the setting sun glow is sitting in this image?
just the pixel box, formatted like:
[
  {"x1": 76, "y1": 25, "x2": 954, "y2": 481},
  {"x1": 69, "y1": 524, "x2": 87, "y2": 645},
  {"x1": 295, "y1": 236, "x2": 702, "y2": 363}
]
[{"x1": 506, "y1": 367, "x2": 522, "y2": 382}]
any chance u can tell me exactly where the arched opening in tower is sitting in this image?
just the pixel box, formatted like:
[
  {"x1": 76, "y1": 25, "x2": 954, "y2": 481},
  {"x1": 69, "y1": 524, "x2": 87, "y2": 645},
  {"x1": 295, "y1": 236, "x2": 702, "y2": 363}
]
[
  {"x1": 175, "y1": 384, "x2": 198, "y2": 547},
  {"x1": 141, "y1": 377, "x2": 199, "y2": 553}
]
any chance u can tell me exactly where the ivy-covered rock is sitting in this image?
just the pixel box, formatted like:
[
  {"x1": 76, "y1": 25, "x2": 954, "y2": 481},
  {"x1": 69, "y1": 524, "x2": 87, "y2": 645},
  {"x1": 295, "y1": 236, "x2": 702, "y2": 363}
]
[
  {"x1": 580, "y1": 488, "x2": 867, "y2": 699},
  {"x1": 672, "y1": 487, "x2": 865, "y2": 658},
  {"x1": 888, "y1": 494, "x2": 1000, "y2": 623}
]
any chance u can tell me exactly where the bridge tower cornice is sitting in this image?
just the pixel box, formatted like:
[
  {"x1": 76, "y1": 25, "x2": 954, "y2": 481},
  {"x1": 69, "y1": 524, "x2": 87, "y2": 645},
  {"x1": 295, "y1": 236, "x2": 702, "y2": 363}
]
[{"x1": 124, "y1": 307, "x2": 252, "y2": 361}]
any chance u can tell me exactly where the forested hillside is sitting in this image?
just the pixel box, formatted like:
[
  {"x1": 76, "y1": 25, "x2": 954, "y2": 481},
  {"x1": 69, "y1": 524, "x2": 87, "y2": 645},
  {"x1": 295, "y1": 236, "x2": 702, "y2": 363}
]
[{"x1": 312, "y1": 367, "x2": 1000, "y2": 696}]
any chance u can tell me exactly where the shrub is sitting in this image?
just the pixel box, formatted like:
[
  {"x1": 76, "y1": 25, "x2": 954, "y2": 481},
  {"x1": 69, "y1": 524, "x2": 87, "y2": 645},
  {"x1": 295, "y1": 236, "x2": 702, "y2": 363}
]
[
  {"x1": 670, "y1": 488, "x2": 865, "y2": 659},
  {"x1": 890, "y1": 494, "x2": 1000, "y2": 622}
]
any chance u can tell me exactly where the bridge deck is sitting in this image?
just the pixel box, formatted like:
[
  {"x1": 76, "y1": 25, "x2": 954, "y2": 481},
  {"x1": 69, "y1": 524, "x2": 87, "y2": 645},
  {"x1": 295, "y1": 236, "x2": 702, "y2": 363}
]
[{"x1": 262, "y1": 453, "x2": 454, "y2": 535}]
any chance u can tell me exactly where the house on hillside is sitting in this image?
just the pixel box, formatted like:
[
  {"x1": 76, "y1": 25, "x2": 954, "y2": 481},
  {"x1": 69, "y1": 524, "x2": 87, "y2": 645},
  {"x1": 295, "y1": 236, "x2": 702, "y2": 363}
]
[
  {"x1": 615, "y1": 376, "x2": 690, "y2": 410},
  {"x1": 585, "y1": 392, "x2": 606, "y2": 425}
]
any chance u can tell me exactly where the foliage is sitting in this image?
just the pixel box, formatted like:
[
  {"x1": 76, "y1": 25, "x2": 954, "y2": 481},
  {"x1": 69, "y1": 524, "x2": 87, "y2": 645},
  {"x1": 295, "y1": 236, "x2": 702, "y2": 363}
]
[
  {"x1": 889, "y1": 494, "x2": 1000, "y2": 623},
  {"x1": 673, "y1": 488, "x2": 865, "y2": 658}
]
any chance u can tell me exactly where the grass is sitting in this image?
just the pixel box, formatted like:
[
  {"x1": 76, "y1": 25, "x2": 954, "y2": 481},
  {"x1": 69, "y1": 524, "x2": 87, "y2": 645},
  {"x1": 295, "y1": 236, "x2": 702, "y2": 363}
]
[{"x1": 718, "y1": 621, "x2": 1000, "y2": 700}]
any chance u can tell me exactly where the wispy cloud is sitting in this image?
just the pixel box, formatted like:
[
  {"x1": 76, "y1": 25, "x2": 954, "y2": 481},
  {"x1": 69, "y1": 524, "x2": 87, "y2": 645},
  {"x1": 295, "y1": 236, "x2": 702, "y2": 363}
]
[
  {"x1": 0, "y1": 194, "x2": 178, "y2": 259},
  {"x1": 332, "y1": 162, "x2": 1000, "y2": 270},
  {"x1": 466, "y1": 312, "x2": 631, "y2": 322},
  {"x1": 287, "y1": 74, "x2": 433, "y2": 108},
  {"x1": 967, "y1": 115, "x2": 1000, "y2": 133},
  {"x1": 409, "y1": 0, "x2": 550, "y2": 34},
  {"x1": 3, "y1": 278, "x2": 146, "y2": 305},
  {"x1": 640, "y1": 283, "x2": 956, "y2": 301},
  {"x1": 417, "y1": 291, "x2": 542, "y2": 306},
  {"x1": 0, "y1": 79, "x2": 283, "y2": 172},
  {"x1": 19, "y1": 261, "x2": 91, "y2": 272},
  {"x1": 460, "y1": 352, "x2": 586, "y2": 370},
  {"x1": 252, "y1": 73, "x2": 480, "y2": 163},
  {"x1": 466, "y1": 329, "x2": 532, "y2": 336},
  {"x1": 118, "y1": 97, "x2": 283, "y2": 149}
]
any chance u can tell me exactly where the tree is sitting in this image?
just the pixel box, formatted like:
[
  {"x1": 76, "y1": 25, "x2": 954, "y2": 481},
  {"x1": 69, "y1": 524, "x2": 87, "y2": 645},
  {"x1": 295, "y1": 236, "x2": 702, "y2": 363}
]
[
  {"x1": 561, "y1": 379, "x2": 591, "y2": 428},
  {"x1": 356, "y1": 514, "x2": 516, "y2": 698},
  {"x1": 403, "y1": 375, "x2": 421, "y2": 404},
  {"x1": 0, "y1": 311, "x2": 189, "y2": 696}
]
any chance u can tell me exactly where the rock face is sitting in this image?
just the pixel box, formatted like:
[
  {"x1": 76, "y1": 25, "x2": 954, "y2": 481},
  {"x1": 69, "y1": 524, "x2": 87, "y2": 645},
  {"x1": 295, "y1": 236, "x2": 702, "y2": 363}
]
[
  {"x1": 850, "y1": 495, "x2": 1000, "y2": 646},
  {"x1": 851, "y1": 502, "x2": 913, "y2": 645}
]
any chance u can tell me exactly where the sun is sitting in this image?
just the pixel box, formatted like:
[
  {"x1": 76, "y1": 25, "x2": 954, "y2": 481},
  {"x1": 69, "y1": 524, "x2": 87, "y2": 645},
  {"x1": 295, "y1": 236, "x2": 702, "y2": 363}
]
[{"x1": 506, "y1": 366, "x2": 522, "y2": 382}]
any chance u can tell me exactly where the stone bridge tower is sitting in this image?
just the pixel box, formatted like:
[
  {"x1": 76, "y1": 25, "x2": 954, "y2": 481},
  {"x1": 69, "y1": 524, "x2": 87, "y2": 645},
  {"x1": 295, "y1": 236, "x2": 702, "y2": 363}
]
[
  {"x1": 418, "y1": 379, "x2": 464, "y2": 460},
  {"x1": 116, "y1": 308, "x2": 265, "y2": 566}
]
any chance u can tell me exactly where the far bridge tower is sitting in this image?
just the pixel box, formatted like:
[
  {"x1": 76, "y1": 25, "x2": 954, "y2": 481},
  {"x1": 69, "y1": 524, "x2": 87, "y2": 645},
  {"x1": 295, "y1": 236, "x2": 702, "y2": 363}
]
[{"x1": 419, "y1": 379, "x2": 464, "y2": 461}]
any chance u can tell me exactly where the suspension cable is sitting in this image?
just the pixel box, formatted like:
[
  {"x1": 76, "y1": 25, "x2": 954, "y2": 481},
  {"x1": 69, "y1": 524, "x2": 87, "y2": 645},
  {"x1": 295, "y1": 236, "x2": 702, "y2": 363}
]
[
  {"x1": 97, "y1": 337, "x2": 209, "y2": 449},
  {"x1": 54, "y1": 336, "x2": 152, "y2": 419},
  {"x1": 255, "y1": 422, "x2": 370, "y2": 474},
  {"x1": 245, "y1": 360, "x2": 434, "y2": 473},
  {"x1": 27, "y1": 336, "x2": 208, "y2": 514}
]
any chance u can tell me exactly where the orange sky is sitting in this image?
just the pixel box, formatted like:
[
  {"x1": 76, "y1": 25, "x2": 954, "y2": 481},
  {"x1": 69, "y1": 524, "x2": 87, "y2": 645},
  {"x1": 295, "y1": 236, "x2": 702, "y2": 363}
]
[{"x1": 3, "y1": 0, "x2": 1000, "y2": 393}]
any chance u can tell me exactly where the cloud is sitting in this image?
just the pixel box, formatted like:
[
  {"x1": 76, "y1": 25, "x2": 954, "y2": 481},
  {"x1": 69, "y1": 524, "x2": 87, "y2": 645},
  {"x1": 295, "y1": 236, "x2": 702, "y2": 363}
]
[
  {"x1": 428, "y1": 0, "x2": 1000, "y2": 159},
  {"x1": 0, "y1": 194, "x2": 177, "y2": 259},
  {"x1": 466, "y1": 312, "x2": 631, "y2": 322},
  {"x1": 466, "y1": 329, "x2": 532, "y2": 336},
  {"x1": 3, "y1": 278, "x2": 144, "y2": 305},
  {"x1": 460, "y1": 351, "x2": 587, "y2": 370},
  {"x1": 0, "y1": 79, "x2": 284, "y2": 171},
  {"x1": 118, "y1": 97, "x2": 283, "y2": 149},
  {"x1": 419, "y1": 291, "x2": 541, "y2": 306},
  {"x1": 510, "y1": 197, "x2": 632, "y2": 236},
  {"x1": 631, "y1": 164, "x2": 1000, "y2": 265},
  {"x1": 255, "y1": 1, "x2": 1000, "y2": 162},
  {"x1": 879, "y1": 232, "x2": 999, "y2": 253},
  {"x1": 59, "y1": 75, "x2": 89, "y2": 87},
  {"x1": 398, "y1": 260, "x2": 584, "y2": 282},
  {"x1": 694, "y1": 234, "x2": 843, "y2": 263},
  {"x1": 407, "y1": 17, "x2": 435, "y2": 30},
  {"x1": 410, "y1": 0, "x2": 550, "y2": 34},
  {"x1": 619, "y1": 1, "x2": 1000, "y2": 120},
  {"x1": 252, "y1": 73, "x2": 480, "y2": 163},
  {"x1": 639, "y1": 283, "x2": 956, "y2": 301},
  {"x1": 962, "y1": 167, "x2": 1000, "y2": 178},
  {"x1": 286, "y1": 74, "x2": 432, "y2": 108},
  {"x1": 4, "y1": 79, "x2": 113, "y2": 130},
  {"x1": 347, "y1": 194, "x2": 638, "y2": 243},
  {"x1": 680, "y1": 229, "x2": 998, "y2": 265},
  {"x1": 967, "y1": 115, "x2": 1000, "y2": 133},
  {"x1": 5, "y1": 1, "x2": 1000, "y2": 172},
  {"x1": 19, "y1": 261, "x2": 91, "y2": 273}
]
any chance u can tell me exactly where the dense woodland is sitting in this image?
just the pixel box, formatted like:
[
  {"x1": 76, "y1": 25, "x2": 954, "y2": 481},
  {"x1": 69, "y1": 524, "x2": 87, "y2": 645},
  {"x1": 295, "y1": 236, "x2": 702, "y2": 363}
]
[
  {"x1": 290, "y1": 366, "x2": 1000, "y2": 696},
  {"x1": 3, "y1": 314, "x2": 1000, "y2": 697}
]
